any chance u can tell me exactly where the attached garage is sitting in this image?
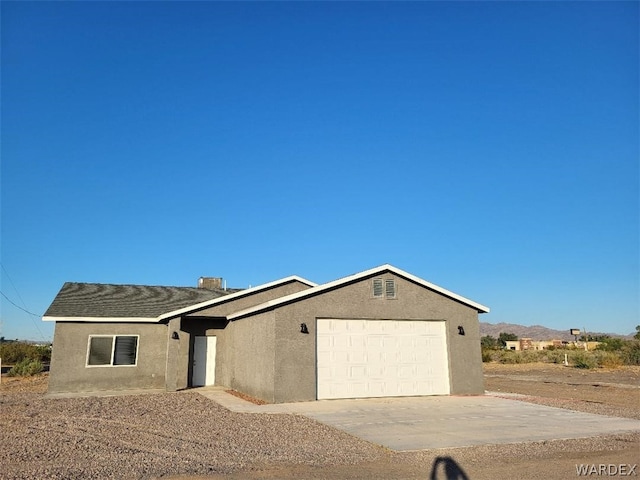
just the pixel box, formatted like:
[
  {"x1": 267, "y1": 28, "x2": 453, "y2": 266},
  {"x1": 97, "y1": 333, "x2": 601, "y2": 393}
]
[
  {"x1": 317, "y1": 319, "x2": 449, "y2": 399},
  {"x1": 228, "y1": 264, "x2": 490, "y2": 403}
]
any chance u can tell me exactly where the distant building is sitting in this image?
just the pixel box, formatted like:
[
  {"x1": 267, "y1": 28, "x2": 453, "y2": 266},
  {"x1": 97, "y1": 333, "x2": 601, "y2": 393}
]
[
  {"x1": 505, "y1": 338, "x2": 564, "y2": 351},
  {"x1": 505, "y1": 338, "x2": 598, "y2": 351}
]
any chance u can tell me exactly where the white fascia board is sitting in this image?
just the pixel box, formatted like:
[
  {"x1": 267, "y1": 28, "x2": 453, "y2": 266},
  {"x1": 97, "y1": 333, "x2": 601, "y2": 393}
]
[
  {"x1": 384, "y1": 265, "x2": 490, "y2": 313},
  {"x1": 156, "y1": 275, "x2": 317, "y2": 321},
  {"x1": 42, "y1": 316, "x2": 158, "y2": 323},
  {"x1": 228, "y1": 264, "x2": 489, "y2": 320}
]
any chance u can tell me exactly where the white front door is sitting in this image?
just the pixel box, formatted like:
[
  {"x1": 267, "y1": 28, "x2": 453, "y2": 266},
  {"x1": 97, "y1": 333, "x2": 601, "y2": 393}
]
[
  {"x1": 317, "y1": 319, "x2": 450, "y2": 400},
  {"x1": 192, "y1": 336, "x2": 217, "y2": 387}
]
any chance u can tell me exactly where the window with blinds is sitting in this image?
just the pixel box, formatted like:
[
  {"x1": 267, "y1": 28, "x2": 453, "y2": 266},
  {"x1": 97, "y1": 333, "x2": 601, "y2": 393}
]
[{"x1": 87, "y1": 335, "x2": 138, "y2": 367}]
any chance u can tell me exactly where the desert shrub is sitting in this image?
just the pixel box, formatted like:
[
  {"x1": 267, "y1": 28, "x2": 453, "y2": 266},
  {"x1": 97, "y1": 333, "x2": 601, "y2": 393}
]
[
  {"x1": 596, "y1": 337, "x2": 626, "y2": 352},
  {"x1": 519, "y1": 350, "x2": 542, "y2": 363},
  {"x1": 0, "y1": 342, "x2": 50, "y2": 364},
  {"x1": 541, "y1": 349, "x2": 566, "y2": 364},
  {"x1": 594, "y1": 351, "x2": 623, "y2": 368},
  {"x1": 572, "y1": 351, "x2": 597, "y2": 369},
  {"x1": 481, "y1": 349, "x2": 494, "y2": 362},
  {"x1": 496, "y1": 350, "x2": 525, "y2": 364},
  {"x1": 481, "y1": 342, "x2": 640, "y2": 367},
  {"x1": 619, "y1": 340, "x2": 640, "y2": 366},
  {"x1": 488, "y1": 350, "x2": 549, "y2": 364},
  {"x1": 34, "y1": 345, "x2": 52, "y2": 363},
  {"x1": 7, "y1": 358, "x2": 44, "y2": 377}
]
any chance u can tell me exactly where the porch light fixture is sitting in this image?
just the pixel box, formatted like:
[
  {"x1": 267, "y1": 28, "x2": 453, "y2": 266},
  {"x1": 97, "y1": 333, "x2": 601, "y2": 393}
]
[
  {"x1": 457, "y1": 326, "x2": 465, "y2": 336},
  {"x1": 171, "y1": 331, "x2": 180, "y2": 340},
  {"x1": 300, "y1": 323, "x2": 309, "y2": 334}
]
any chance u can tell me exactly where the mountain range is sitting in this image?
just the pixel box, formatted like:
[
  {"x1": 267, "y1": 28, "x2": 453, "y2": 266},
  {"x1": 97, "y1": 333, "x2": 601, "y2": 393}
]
[{"x1": 479, "y1": 322, "x2": 634, "y2": 341}]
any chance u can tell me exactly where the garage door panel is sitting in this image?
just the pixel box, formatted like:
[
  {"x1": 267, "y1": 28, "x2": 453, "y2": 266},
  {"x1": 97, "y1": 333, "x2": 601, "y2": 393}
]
[
  {"x1": 317, "y1": 319, "x2": 450, "y2": 400},
  {"x1": 348, "y1": 351, "x2": 367, "y2": 363},
  {"x1": 332, "y1": 336, "x2": 349, "y2": 349},
  {"x1": 366, "y1": 335, "x2": 385, "y2": 348},
  {"x1": 399, "y1": 350, "x2": 416, "y2": 363}
]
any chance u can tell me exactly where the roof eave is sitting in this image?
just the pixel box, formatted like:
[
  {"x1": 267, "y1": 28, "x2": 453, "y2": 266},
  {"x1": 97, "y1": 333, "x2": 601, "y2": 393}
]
[
  {"x1": 228, "y1": 264, "x2": 490, "y2": 320},
  {"x1": 155, "y1": 275, "x2": 317, "y2": 321},
  {"x1": 42, "y1": 316, "x2": 159, "y2": 323}
]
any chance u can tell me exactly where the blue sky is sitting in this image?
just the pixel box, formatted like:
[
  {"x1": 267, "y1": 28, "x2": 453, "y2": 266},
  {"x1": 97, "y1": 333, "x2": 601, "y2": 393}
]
[{"x1": 1, "y1": 1, "x2": 638, "y2": 341}]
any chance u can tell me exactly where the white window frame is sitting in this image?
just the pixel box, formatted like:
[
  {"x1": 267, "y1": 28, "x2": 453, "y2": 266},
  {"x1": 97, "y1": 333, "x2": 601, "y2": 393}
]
[{"x1": 86, "y1": 334, "x2": 139, "y2": 367}]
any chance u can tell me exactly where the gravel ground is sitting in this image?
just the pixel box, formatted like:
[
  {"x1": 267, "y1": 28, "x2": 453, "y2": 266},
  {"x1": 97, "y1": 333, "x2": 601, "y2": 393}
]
[
  {"x1": 1, "y1": 368, "x2": 638, "y2": 480},
  {"x1": 0, "y1": 387, "x2": 383, "y2": 479},
  {"x1": 484, "y1": 363, "x2": 640, "y2": 420}
]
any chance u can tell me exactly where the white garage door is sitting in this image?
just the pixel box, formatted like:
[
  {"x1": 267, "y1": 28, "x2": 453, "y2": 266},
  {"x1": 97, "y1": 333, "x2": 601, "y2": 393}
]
[{"x1": 317, "y1": 319, "x2": 450, "y2": 400}]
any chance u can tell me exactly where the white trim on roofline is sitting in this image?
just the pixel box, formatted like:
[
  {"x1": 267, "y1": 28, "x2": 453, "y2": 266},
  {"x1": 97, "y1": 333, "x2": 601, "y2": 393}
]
[
  {"x1": 43, "y1": 275, "x2": 317, "y2": 323},
  {"x1": 227, "y1": 264, "x2": 490, "y2": 321},
  {"x1": 42, "y1": 316, "x2": 158, "y2": 323},
  {"x1": 156, "y1": 275, "x2": 316, "y2": 321}
]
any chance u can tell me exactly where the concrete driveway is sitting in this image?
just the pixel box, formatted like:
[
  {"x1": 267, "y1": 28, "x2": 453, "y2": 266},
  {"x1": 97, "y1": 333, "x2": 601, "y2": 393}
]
[{"x1": 198, "y1": 388, "x2": 640, "y2": 451}]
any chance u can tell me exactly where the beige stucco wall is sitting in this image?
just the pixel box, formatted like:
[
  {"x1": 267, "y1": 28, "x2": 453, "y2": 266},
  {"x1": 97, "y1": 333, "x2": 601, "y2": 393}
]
[
  {"x1": 48, "y1": 322, "x2": 168, "y2": 394},
  {"x1": 264, "y1": 273, "x2": 484, "y2": 403}
]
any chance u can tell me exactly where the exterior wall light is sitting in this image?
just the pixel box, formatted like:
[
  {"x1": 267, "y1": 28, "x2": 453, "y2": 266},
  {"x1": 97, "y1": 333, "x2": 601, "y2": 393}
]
[
  {"x1": 457, "y1": 326, "x2": 465, "y2": 336},
  {"x1": 300, "y1": 323, "x2": 309, "y2": 334},
  {"x1": 171, "y1": 331, "x2": 180, "y2": 340}
]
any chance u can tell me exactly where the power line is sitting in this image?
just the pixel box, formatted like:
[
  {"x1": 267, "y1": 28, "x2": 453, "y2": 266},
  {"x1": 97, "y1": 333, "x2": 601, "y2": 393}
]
[
  {"x1": 0, "y1": 290, "x2": 43, "y2": 317},
  {"x1": 0, "y1": 262, "x2": 47, "y2": 341},
  {"x1": 1, "y1": 263, "x2": 28, "y2": 310}
]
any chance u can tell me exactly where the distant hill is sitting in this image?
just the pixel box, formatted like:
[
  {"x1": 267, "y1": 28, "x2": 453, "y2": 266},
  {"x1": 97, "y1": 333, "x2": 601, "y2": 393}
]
[{"x1": 479, "y1": 322, "x2": 633, "y2": 341}]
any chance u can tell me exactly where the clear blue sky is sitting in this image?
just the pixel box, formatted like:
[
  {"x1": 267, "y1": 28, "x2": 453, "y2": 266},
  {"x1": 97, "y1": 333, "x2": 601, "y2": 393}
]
[{"x1": 1, "y1": 1, "x2": 638, "y2": 341}]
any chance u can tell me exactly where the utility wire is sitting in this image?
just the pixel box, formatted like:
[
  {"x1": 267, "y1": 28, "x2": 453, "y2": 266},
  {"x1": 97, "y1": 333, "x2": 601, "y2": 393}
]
[
  {"x1": 1, "y1": 263, "x2": 29, "y2": 310},
  {"x1": 0, "y1": 290, "x2": 43, "y2": 317},
  {"x1": 0, "y1": 262, "x2": 47, "y2": 341}
]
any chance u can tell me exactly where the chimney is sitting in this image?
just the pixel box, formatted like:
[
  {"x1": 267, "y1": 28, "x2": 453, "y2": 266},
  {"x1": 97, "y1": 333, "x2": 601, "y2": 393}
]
[{"x1": 198, "y1": 277, "x2": 223, "y2": 290}]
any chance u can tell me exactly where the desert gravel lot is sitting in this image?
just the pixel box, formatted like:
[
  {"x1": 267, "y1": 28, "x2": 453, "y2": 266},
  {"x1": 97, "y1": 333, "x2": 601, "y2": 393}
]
[
  {"x1": 0, "y1": 376, "x2": 382, "y2": 479},
  {"x1": 1, "y1": 365, "x2": 638, "y2": 480}
]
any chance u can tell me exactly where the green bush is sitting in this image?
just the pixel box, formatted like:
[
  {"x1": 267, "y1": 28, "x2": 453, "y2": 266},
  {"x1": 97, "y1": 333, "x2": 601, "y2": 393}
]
[
  {"x1": 481, "y1": 341, "x2": 640, "y2": 367},
  {"x1": 541, "y1": 349, "x2": 566, "y2": 364},
  {"x1": 596, "y1": 338, "x2": 626, "y2": 352},
  {"x1": 594, "y1": 351, "x2": 623, "y2": 368},
  {"x1": 497, "y1": 350, "x2": 525, "y2": 364},
  {"x1": 0, "y1": 342, "x2": 51, "y2": 364},
  {"x1": 7, "y1": 358, "x2": 44, "y2": 377},
  {"x1": 620, "y1": 340, "x2": 640, "y2": 366},
  {"x1": 572, "y1": 351, "x2": 597, "y2": 369},
  {"x1": 481, "y1": 349, "x2": 494, "y2": 362}
]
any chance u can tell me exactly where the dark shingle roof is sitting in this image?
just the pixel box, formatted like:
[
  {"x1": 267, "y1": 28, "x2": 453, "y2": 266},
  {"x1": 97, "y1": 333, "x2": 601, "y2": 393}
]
[{"x1": 44, "y1": 282, "x2": 237, "y2": 319}]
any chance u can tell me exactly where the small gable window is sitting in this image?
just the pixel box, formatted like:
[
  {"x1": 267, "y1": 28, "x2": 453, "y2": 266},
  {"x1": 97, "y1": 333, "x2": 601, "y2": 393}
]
[
  {"x1": 373, "y1": 278, "x2": 397, "y2": 299},
  {"x1": 87, "y1": 335, "x2": 138, "y2": 367}
]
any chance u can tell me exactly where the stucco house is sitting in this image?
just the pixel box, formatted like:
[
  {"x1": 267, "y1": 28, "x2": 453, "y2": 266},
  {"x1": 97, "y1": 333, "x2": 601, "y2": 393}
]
[{"x1": 43, "y1": 264, "x2": 490, "y2": 403}]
